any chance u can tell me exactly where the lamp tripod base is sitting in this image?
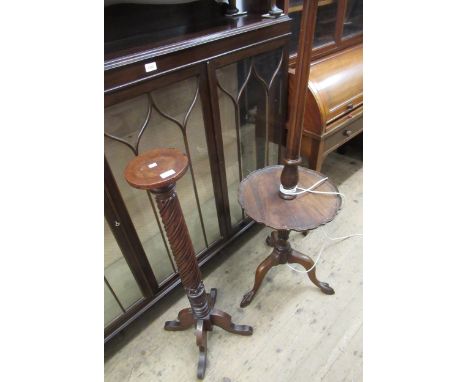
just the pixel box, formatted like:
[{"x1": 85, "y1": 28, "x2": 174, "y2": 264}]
[{"x1": 240, "y1": 230, "x2": 335, "y2": 308}]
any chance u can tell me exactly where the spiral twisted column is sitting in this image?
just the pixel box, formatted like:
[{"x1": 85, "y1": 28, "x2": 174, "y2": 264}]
[{"x1": 152, "y1": 185, "x2": 210, "y2": 319}]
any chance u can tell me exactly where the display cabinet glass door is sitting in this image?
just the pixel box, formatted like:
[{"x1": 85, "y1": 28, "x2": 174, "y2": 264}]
[
  {"x1": 342, "y1": 0, "x2": 363, "y2": 38},
  {"x1": 313, "y1": 0, "x2": 339, "y2": 48},
  {"x1": 284, "y1": 0, "x2": 362, "y2": 57},
  {"x1": 104, "y1": 219, "x2": 144, "y2": 326},
  {"x1": 103, "y1": 40, "x2": 289, "y2": 339},
  {"x1": 104, "y1": 73, "x2": 222, "y2": 329},
  {"x1": 216, "y1": 47, "x2": 285, "y2": 227}
]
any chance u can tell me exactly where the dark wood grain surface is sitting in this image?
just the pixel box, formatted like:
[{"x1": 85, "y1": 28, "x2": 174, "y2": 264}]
[
  {"x1": 239, "y1": 165, "x2": 341, "y2": 231},
  {"x1": 124, "y1": 148, "x2": 189, "y2": 190},
  {"x1": 288, "y1": 44, "x2": 363, "y2": 171}
]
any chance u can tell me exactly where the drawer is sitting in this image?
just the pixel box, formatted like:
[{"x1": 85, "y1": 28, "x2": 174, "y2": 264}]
[{"x1": 323, "y1": 114, "x2": 363, "y2": 155}]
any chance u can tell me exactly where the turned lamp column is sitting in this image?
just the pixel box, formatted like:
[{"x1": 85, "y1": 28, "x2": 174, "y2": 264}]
[
  {"x1": 124, "y1": 148, "x2": 252, "y2": 380},
  {"x1": 280, "y1": 0, "x2": 317, "y2": 199},
  {"x1": 238, "y1": 1, "x2": 341, "y2": 307}
]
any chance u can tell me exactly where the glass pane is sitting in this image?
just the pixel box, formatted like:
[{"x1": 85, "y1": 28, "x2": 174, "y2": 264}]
[
  {"x1": 104, "y1": 136, "x2": 175, "y2": 282},
  {"x1": 313, "y1": 0, "x2": 338, "y2": 48},
  {"x1": 289, "y1": 10, "x2": 302, "y2": 56},
  {"x1": 289, "y1": 0, "x2": 303, "y2": 8},
  {"x1": 343, "y1": 0, "x2": 363, "y2": 38},
  {"x1": 147, "y1": 77, "x2": 220, "y2": 248},
  {"x1": 217, "y1": 62, "x2": 244, "y2": 226},
  {"x1": 104, "y1": 280, "x2": 123, "y2": 326},
  {"x1": 105, "y1": 75, "x2": 220, "y2": 279},
  {"x1": 185, "y1": 100, "x2": 220, "y2": 245},
  {"x1": 216, "y1": 49, "x2": 284, "y2": 227},
  {"x1": 104, "y1": 220, "x2": 143, "y2": 312}
]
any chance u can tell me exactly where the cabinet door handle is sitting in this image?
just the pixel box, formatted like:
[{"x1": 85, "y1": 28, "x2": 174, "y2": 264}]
[
  {"x1": 114, "y1": 221, "x2": 121, "y2": 227},
  {"x1": 346, "y1": 102, "x2": 354, "y2": 110},
  {"x1": 344, "y1": 129, "x2": 352, "y2": 137}
]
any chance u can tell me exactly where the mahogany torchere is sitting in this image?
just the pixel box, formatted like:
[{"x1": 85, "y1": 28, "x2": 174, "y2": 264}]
[
  {"x1": 124, "y1": 148, "x2": 253, "y2": 379},
  {"x1": 239, "y1": 0, "x2": 341, "y2": 307}
]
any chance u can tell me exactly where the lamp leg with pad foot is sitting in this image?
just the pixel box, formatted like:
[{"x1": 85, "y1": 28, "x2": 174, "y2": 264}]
[{"x1": 241, "y1": 229, "x2": 334, "y2": 307}]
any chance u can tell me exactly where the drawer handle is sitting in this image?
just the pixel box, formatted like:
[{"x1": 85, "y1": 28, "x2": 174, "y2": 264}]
[
  {"x1": 346, "y1": 103, "x2": 354, "y2": 110},
  {"x1": 344, "y1": 129, "x2": 352, "y2": 137}
]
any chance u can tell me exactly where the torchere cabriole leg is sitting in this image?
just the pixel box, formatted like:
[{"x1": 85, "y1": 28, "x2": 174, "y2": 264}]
[
  {"x1": 289, "y1": 249, "x2": 335, "y2": 295},
  {"x1": 240, "y1": 249, "x2": 279, "y2": 308}
]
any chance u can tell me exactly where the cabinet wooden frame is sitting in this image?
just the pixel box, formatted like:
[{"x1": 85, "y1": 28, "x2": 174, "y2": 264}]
[
  {"x1": 279, "y1": 0, "x2": 362, "y2": 65},
  {"x1": 287, "y1": 43, "x2": 362, "y2": 171},
  {"x1": 104, "y1": 16, "x2": 291, "y2": 342}
]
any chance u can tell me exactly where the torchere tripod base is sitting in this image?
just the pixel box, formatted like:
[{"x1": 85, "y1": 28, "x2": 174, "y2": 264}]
[
  {"x1": 240, "y1": 230, "x2": 335, "y2": 308},
  {"x1": 164, "y1": 288, "x2": 253, "y2": 379}
]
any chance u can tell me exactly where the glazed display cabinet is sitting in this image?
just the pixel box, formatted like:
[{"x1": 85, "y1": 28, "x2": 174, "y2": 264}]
[
  {"x1": 280, "y1": 0, "x2": 362, "y2": 60},
  {"x1": 104, "y1": 1, "x2": 291, "y2": 342},
  {"x1": 279, "y1": 0, "x2": 363, "y2": 170}
]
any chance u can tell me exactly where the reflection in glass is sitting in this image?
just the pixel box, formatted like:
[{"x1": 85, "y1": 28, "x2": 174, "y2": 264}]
[
  {"x1": 313, "y1": 0, "x2": 338, "y2": 48},
  {"x1": 104, "y1": 280, "x2": 123, "y2": 326},
  {"x1": 105, "y1": 132, "x2": 176, "y2": 282},
  {"x1": 105, "y1": 76, "x2": 220, "y2": 287},
  {"x1": 343, "y1": 0, "x2": 363, "y2": 38},
  {"x1": 104, "y1": 220, "x2": 143, "y2": 322},
  {"x1": 217, "y1": 62, "x2": 245, "y2": 225},
  {"x1": 216, "y1": 49, "x2": 283, "y2": 227},
  {"x1": 289, "y1": 10, "x2": 302, "y2": 55}
]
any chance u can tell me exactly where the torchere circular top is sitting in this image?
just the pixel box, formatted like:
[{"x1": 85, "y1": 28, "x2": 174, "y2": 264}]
[
  {"x1": 238, "y1": 165, "x2": 341, "y2": 232},
  {"x1": 124, "y1": 147, "x2": 189, "y2": 190}
]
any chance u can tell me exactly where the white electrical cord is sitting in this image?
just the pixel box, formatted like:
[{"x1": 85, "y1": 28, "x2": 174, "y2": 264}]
[
  {"x1": 279, "y1": 176, "x2": 347, "y2": 208},
  {"x1": 286, "y1": 235, "x2": 327, "y2": 274},
  {"x1": 286, "y1": 228, "x2": 362, "y2": 274},
  {"x1": 279, "y1": 177, "x2": 362, "y2": 273}
]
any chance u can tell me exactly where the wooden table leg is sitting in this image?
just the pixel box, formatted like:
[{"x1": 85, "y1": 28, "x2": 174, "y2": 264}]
[
  {"x1": 240, "y1": 249, "x2": 280, "y2": 307},
  {"x1": 288, "y1": 249, "x2": 335, "y2": 295},
  {"x1": 241, "y1": 229, "x2": 335, "y2": 307}
]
